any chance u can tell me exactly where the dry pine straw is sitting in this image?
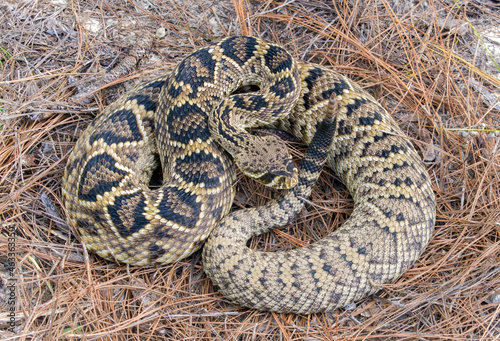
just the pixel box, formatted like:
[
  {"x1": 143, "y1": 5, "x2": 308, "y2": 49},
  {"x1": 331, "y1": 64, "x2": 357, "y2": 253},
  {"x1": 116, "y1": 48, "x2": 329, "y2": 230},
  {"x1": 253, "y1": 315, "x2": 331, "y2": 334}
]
[{"x1": 0, "y1": 0, "x2": 499, "y2": 339}]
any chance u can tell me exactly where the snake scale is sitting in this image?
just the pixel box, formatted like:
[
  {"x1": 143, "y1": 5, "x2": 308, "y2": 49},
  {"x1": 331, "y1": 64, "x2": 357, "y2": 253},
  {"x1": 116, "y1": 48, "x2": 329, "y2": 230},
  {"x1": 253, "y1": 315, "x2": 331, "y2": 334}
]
[{"x1": 62, "y1": 36, "x2": 436, "y2": 313}]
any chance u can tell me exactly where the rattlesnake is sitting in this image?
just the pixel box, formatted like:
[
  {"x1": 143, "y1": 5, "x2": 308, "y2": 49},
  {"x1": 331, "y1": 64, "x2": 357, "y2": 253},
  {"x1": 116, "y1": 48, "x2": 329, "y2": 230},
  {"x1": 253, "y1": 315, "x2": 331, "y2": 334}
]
[{"x1": 62, "y1": 36, "x2": 436, "y2": 313}]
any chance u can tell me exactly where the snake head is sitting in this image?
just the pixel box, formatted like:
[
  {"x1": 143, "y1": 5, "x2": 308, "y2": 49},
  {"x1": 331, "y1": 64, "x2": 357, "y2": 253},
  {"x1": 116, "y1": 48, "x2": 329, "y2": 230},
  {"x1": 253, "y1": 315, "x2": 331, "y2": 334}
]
[{"x1": 234, "y1": 135, "x2": 298, "y2": 190}]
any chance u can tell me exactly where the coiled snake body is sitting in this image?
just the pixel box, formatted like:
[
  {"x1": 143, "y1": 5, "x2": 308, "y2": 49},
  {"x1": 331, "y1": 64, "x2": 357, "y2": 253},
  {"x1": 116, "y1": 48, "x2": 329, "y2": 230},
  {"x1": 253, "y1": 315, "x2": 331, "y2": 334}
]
[{"x1": 62, "y1": 36, "x2": 436, "y2": 313}]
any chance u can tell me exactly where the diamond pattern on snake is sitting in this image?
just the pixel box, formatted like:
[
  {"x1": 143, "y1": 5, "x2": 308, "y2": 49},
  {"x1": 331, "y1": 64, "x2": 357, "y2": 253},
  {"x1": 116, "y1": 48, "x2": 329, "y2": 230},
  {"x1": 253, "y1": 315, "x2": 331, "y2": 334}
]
[{"x1": 62, "y1": 36, "x2": 436, "y2": 313}]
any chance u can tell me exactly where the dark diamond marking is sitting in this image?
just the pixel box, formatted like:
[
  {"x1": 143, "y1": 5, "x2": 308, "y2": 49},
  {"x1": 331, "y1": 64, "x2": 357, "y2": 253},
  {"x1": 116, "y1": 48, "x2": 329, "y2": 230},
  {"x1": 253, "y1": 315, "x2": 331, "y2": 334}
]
[
  {"x1": 142, "y1": 80, "x2": 166, "y2": 90},
  {"x1": 303, "y1": 67, "x2": 325, "y2": 110},
  {"x1": 232, "y1": 95, "x2": 268, "y2": 112},
  {"x1": 78, "y1": 153, "x2": 127, "y2": 202},
  {"x1": 167, "y1": 84, "x2": 183, "y2": 99},
  {"x1": 165, "y1": 102, "x2": 211, "y2": 145},
  {"x1": 157, "y1": 188, "x2": 203, "y2": 229},
  {"x1": 107, "y1": 192, "x2": 149, "y2": 238},
  {"x1": 220, "y1": 36, "x2": 258, "y2": 66},
  {"x1": 174, "y1": 150, "x2": 224, "y2": 189},
  {"x1": 263, "y1": 44, "x2": 293, "y2": 74},
  {"x1": 129, "y1": 94, "x2": 157, "y2": 112},
  {"x1": 345, "y1": 98, "x2": 369, "y2": 116},
  {"x1": 89, "y1": 109, "x2": 144, "y2": 146},
  {"x1": 358, "y1": 116, "x2": 375, "y2": 126},
  {"x1": 175, "y1": 47, "x2": 216, "y2": 96},
  {"x1": 268, "y1": 76, "x2": 295, "y2": 99}
]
